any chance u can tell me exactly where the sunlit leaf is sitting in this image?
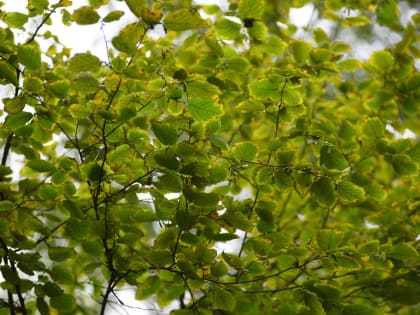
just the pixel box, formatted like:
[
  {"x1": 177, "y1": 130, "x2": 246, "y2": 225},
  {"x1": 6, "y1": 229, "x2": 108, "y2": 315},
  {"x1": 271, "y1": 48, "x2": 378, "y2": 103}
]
[{"x1": 17, "y1": 44, "x2": 41, "y2": 70}]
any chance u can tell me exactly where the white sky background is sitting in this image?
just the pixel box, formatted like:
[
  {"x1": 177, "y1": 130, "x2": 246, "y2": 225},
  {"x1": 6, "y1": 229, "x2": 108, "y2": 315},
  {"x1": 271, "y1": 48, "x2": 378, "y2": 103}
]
[{"x1": 0, "y1": 0, "x2": 418, "y2": 314}]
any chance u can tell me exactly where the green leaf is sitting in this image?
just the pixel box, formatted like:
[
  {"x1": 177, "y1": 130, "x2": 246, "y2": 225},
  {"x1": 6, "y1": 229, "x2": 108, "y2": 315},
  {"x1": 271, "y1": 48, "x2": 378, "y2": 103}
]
[
  {"x1": 112, "y1": 23, "x2": 145, "y2": 54},
  {"x1": 102, "y1": 10, "x2": 125, "y2": 23},
  {"x1": 164, "y1": 8, "x2": 207, "y2": 31},
  {"x1": 50, "y1": 294, "x2": 76, "y2": 312},
  {"x1": 342, "y1": 16, "x2": 371, "y2": 27},
  {"x1": 248, "y1": 21, "x2": 268, "y2": 40},
  {"x1": 362, "y1": 117, "x2": 384, "y2": 139},
  {"x1": 211, "y1": 262, "x2": 228, "y2": 277},
  {"x1": 338, "y1": 58, "x2": 361, "y2": 71},
  {"x1": 283, "y1": 88, "x2": 303, "y2": 106},
  {"x1": 36, "y1": 297, "x2": 50, "y2": 315},
  {"x1": 331, "y1": 41, "x2": 351, "y2": 53},
  {"x1": 151, "y1": 123, "x2": 178, "y2": 145},
  {"x1": 384, "y1": 243, "x2": 418, "y2": 262},
  {"x1": 334, "y1": 254, "x2": 361, "y2": 269},
  {"x1": 72, "y1": 6, "x2": 100, "y2": 25},
  {"x1": 71, "y1": 74, "x2": 99, "y2": 93},
  {"x1": 249, "y1": 78, "x2": 282, "y2": 100},
  {"x1": 125, "y1": 0, "x2": 146, "y2": 17},
  {"x1": 222, "y1": 210, "x2": 253, "y2": 232},
  {"x1": 188, "y1": 99, "x2": 223, "y2": 121},
  {"x1": 238, "y1": 0, "x2": 265, "y2": 19},
  {"x1": 48, "y1": 247, "x2": 76, "y2": 262},
  {"x1": 187, "y1": 80, "x2": 220, "y2": 99},
  {"x1": 310, "y1": 178, "x2": 336, "y2": 208},
  {"x1": 4, "y1": 12, "x2": 28, "y2": 29},
  {"x1": 320, "y1": 145, "x2": 348, "y2": 170},
  {"x1": 337, "y1": 180, "x2": 365, "y2": 201},
  {"x1": 364, "y1": 50, "x2": 394, "y2": 74},
  {"x1": 236, "y1": 99, "x2": 264, "y2": 112},
  {"x1": 389, "y1": 154, "x2": 418, "y2": 176},
  {"x1": 317, "y1": 229, "x2": 343, "y2": 251},
  {"x1": 342, "y1": 304, "x2": 377, "y2": 315},
  {"x1": 47, "y1": 80, "x2": 70, "y2": 98},
  {"x1": 27, "y1": 159, "x2": 56, "y2": 173},
  {"x1": 215, "y1": 18, "x2": 241, "y2": 40},
  {"x1": 4, "y1": 112, "x2": 33, "y2": 130},
  {"x1": 211, "y1": 285, "x2": 236, "y2": 311},
  {"x1": 0, "y1": 200, "x2": 15, "y2": 212},
  {"x1": 68, "y1": 53, "x2": 100, "y2": 73},
  {"x1": 232, "y1": 142, "x2": 257, "y2": 161},
  {"x1": 37, "y1": 184, "x2": 59, "y2": 200},
  {"x1": 0, "y1": 60, "x2": 18, "y2": 86},
  {"x1": 290, "y1": 40, "x2": 312, "y2": 64},
  {"x1": 304, "y1": 290, "x2": 326, "y2": 315},
  {"x1": 17, "y1": 44, "x2": 41, "y2": 70}
]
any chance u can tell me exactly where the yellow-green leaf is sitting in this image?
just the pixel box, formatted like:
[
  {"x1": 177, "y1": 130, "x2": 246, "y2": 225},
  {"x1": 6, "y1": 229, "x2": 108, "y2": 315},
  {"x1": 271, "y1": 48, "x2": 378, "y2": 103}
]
[
  {"x1": 68, "y1": 53, "x2": 100, "y2": 72},
  {"x1": 164, "y1": 8, "x2": 207, "y2": 31},
  {"x1": 188, "y1": 99, "x2": 223, "y2": 121},
  {"x1": 72, "y1": 6, "x2": 100, "y2": 25},
  {"x1": 238, "y1": 0, "x2": 265, "y2": 19},
  {"x1": 4, "y1": 12, "x2": 28, "y2": 29},
  {"x1": 233, "y1": 142, "x2": 257, "y2": 161},
  {"x1": 17, "y1": 44, "x2": 41, "y2": 70},
  {"x1": 310, "y1": 178, "x2": 336, "y2": 208},
  {"x1": 337, "y1": 180, "x2": 365, "y2": 201},
  {"x1": 125, "y1": 0, "x2": 146, "y2": 17}
]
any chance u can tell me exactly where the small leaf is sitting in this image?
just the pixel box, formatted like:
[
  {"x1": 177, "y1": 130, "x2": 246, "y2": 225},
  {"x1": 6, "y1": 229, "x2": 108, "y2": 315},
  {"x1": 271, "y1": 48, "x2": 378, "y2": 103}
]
[
  {"x1": 317, "y1": 229, "x2": 343, "y2": 251},
  {"x1": 26, "y1": 159, "x2": 56, "y2": 173},
  {"x1": 164, "y1": 8, "x2": 207, "y2": 31},
  {"x1": 331, "y1": 41, "x2": 351, "y2": 53},
  {"x1": 17, "y1": 44, "x2": 41, "y2": 70},
  {"x1": 338, "y1": 58, "x2": 361, "y2": 71},
  {"x1": 389, "y1": 154, "x2": 418, "y2": 176},
  {"x1": 364, "y1": 50, "x2": 394, "y2": 74},
  {"x1": 188, "y1": 99, "x2": 223, "y2": 121},
  {"x1": 37, "y1": 184, "x2": 59, "y2": 200},
  {"x1": 103, "y1": 10, "x2": 125, "y2": 23},
  {"x1": 72, "y1": 6, "x2": 100, "y2": 25},
  {"x1": 337, "y1": 180, "x2": 365, "y2": 201},
  {"x1": 222, "y1": 210, "x2": 253, "y2": 232},
  {"x1": 68, "y1": 53, "x2": 100, "y2": 73},
  {"x1": 320, "y1": 145, "x2": 348, "y2": 170},
  {"x1": 232, "y1": 142, "x2": 257, "y2": 161}
]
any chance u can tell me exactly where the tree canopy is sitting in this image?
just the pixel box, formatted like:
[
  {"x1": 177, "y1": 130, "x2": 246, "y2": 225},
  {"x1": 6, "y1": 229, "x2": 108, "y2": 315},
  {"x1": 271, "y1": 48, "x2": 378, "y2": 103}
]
[{"x1": 0, "y1": 0, "x2": 419, "y2": 314}]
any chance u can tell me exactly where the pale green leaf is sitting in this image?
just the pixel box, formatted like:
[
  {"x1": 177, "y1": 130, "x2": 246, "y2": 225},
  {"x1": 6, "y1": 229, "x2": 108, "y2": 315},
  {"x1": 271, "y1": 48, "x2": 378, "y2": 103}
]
[
  {"x1": 211, "y1": 285, "x2": 236, "y2": 311},
  {"x1": 125, "y1": 0, "x2": 146, "y2": 17},
  {"x1": 215, "y1": 18, "x2": 241, "y2": 40},
  {"x1": 4, "y1": 12, "x2": 28, "y2": 29},
  {"x1": 4, "y1": 112, "x2": 33, "y2": 130}
]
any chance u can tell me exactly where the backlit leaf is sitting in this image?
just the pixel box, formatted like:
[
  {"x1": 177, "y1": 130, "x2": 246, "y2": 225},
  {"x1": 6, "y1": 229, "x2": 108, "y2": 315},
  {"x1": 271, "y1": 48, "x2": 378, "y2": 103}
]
[
  {"x1": 125, "y1": 0, "x2": 146, "y2": 17},
  {"x1": 72, "y1": 6, "x2": 100, "y2": 25},
  {"x1": 68, "y1": 53, "x2": 100, "y2": 72},
  {"x1": 337, "y1": 180, "x2": 365, "y2": 201},
  {"x1": 4, "y1": 12, "x2": 28, "y2": 29},
  {"x1": 317, "y1": 229, "x2": 343, "y2": 251},
  {"x1": 17, "y1": 44, "x2": 41, "y2": 70},
  {"x1": 238, "y1": 0, "x2": 265, "y2": 19},
  {"x1": 4, "y1": 112, "x2": 33, "y2": 130},
  {"x1": 164, "y1": 9, "x2": 207, "y2": 31},
  {"x1": 0, "y1": 60, "x2": 18, "y2": 86},
  {"x1": 211, "y1": 285, "x2": 236, "y2": 311},
  {"x1": 151, "y1": 123, "x2": 178, "y2": 145}
]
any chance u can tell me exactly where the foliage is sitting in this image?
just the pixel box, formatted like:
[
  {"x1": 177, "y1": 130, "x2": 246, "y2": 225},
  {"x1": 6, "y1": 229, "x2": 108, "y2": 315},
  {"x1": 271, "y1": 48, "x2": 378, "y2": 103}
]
[{"x1": 0, "y1": 0, "x2": 419, "y2": 314}]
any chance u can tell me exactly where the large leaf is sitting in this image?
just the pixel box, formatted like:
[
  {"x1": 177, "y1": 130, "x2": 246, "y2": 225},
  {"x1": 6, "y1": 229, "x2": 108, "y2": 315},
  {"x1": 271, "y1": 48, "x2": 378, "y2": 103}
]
[
  {"x1": 211, "y1": 285, "x2": 236, "y2": 311},
  {"x1": 337, "y1": 180, "x2": 365, "y2": 201},
  {"x1": 151, "y1": 122, "x2": 178, "y2": 145},
  {"x1": 68, "y1": 53, "x2": 100, "y2": 73},
  {"x1": 317, "y1": 229, "x2": 343, "y2": 251},
  {"x1": 238, "y1": 0, "x2": 265, "y2": 20}
]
